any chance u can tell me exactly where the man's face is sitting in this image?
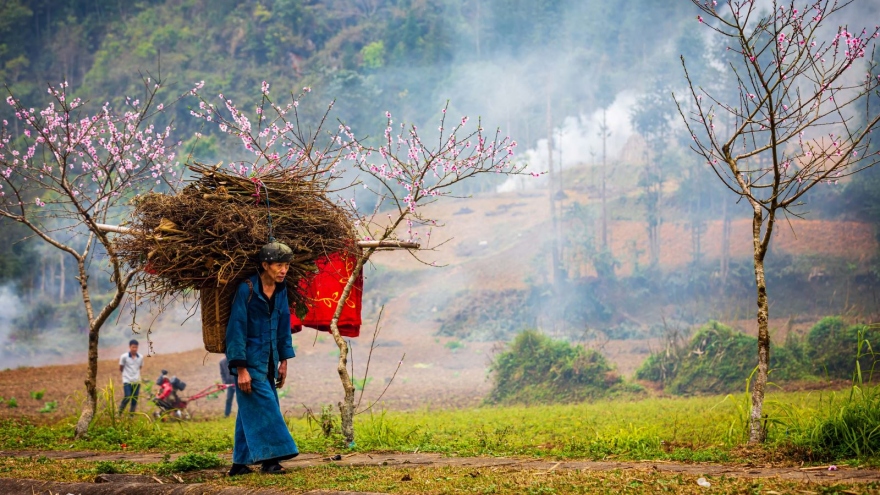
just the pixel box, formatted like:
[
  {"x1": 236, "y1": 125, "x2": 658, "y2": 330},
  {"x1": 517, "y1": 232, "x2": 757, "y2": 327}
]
[
  {"x1": 129, "y1": 344, "x2": 138, "y2": 355},
  {"x1": 263, "y1": 262, "x2": 290, "y2": 283}
]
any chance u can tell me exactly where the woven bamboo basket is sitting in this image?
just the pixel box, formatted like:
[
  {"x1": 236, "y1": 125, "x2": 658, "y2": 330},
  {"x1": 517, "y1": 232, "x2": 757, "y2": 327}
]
[{"x1": 200, "y1": 283, "x2": 238, "y2": 353}]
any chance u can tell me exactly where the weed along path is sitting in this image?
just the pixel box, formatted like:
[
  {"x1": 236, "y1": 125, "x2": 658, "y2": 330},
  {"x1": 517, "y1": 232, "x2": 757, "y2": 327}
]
[{"x1": 2, "y1": 449, "x2": 880, "y2": 494}]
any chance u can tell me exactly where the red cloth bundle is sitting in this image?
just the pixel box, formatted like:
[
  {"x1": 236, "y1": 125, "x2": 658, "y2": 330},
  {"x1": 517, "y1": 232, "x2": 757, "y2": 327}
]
[{"x1": 290, "y1": 251, "x2": 362, "y2": 337}]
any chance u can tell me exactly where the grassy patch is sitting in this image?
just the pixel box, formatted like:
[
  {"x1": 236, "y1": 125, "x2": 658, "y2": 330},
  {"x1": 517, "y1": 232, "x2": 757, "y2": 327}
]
[
  {"x1": 0, "y1": 395, "x2": 793, "y2": 461},
  {"x1": 776, "y1": 329, "x2": 880, "y2": 461},
  {"x1": 156, "y1": 452, "x2": 224, "y2": 474},
  {"x1": 6, "y1": 388, "x2": 880, "y2": 464}
]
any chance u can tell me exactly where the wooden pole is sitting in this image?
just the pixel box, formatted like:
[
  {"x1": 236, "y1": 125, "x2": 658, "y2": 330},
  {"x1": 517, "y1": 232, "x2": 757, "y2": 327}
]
[{"x1": 93, "y1": 224, "x2": 419, "y2": 250}]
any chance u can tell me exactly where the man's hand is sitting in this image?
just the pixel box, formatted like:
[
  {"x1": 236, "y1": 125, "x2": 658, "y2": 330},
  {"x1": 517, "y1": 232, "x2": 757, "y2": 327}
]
[
  {"x1": 277, "y1": 360, "x2": 287, "y2": 389},
  {"x1": 237, "y1": 367, "x2": 252, "y2": 394}
]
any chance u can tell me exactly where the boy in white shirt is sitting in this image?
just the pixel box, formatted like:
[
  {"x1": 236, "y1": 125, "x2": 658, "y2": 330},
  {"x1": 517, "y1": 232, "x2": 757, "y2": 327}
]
[{"x1": 119, "y1": 339, "x2": 144, "y2": 413}]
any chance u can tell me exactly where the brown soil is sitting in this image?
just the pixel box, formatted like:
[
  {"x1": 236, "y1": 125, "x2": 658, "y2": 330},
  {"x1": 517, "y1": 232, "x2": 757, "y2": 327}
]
[{"x1": 0, "y1": 333, "x2": 494, "y2": 420}]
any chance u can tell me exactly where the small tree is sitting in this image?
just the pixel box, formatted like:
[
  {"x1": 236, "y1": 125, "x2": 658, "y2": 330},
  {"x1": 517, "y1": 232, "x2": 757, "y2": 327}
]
[
  {"x1": 331, "y1": 107, "x2": 522, "y2": 444},
  {"x1": 0, "y1": 78, "x2": 182, "y2": 437},
  {"x1": 677, "y1": 0, "x2": 880, "y2": 442},
  {"x1": 193, "y1": 83, "x2": 523, "y2": 445},
  {"x1": 632, "y1": 83, "x2": 675, "y2": 268}
]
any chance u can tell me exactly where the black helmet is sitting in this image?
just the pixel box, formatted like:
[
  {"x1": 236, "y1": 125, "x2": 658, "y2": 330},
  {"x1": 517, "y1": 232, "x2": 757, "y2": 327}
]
[{"x1": 259, "y1": 241, "x2": 294, "y2": 263}]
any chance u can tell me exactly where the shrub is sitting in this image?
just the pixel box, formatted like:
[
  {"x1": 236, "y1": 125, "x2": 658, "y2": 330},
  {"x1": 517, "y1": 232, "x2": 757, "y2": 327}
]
[
  {"x1": 444, "y1": 340, "x2": 465, "y2": 352},
  {"x1": 636, "y1": 321, "x2": 812, "y2": 395},
  {"x1": 634, "y1": 353, "x2": 669, "y2": 383},
  {"x1": 666, "y1": 322, "x2": 758, "y2": 395},
  {"x1": 486, "y1": 329, "x2": 622, "y2": 405},
  {"x1": 633, "y1": 327, "x2": 689, "y2": 385},
  {"x1": 807, "y1": 317, "x2": 878, "y2": 380}
]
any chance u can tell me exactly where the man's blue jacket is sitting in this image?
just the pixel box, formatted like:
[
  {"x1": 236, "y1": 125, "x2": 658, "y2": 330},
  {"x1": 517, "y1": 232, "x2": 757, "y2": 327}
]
[{"x1": 225, "y1": 273, "x2": 295, "y2": 380}]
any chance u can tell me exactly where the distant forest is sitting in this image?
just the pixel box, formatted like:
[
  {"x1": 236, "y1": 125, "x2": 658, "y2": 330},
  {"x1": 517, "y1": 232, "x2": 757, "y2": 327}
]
[{"x1": 0, "y1": 0, "x2": 696, "y2": 288}]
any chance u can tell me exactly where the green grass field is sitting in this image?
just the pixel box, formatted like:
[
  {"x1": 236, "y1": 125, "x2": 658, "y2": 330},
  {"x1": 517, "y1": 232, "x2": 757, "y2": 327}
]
[
  {"x1": 0, "y1": 387, "x2": 875, "y2": 463},
  {"x1": 2, "y1": 387, "x2": 879, "y2": 493}
]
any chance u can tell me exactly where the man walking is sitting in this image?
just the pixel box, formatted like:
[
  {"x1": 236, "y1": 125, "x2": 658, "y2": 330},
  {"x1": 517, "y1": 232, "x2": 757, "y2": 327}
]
[
  {"x1": 225, "y1": 241, "x2": 299, "y2": 475},
  {"x1": 119, "y1": 339, "x2": 144, "y2": 414},
  {"x1": 219, "y1": 356, "x2": 236, "y2": 417}
]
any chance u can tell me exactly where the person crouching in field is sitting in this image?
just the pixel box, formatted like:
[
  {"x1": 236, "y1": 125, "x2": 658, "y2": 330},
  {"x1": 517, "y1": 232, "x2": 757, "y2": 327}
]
[{"x1": 225, "y1": 241, "x2": 299, "y2": 476}]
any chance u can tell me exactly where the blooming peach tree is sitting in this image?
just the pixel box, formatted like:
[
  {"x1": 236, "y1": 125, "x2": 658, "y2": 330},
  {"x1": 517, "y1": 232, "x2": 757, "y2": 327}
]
[
  {"x1": 678, "y1": 0, "x2": 880, "y2": 442},
  {"x1": 0, "y1": 78, "x2": 184, "y2": 437}
]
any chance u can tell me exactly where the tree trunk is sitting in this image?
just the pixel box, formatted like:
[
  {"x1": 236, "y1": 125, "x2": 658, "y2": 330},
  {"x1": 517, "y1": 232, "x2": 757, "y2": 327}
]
[
  {"x1": 721, "y1": 201, "x2": 730, "y2": 284},
  {"x1": 74, "y1": 259, "x2": 97, "y2": 439},
  {"x1": 74, "y1": 323, "x2": 99, "y2": 438},
  {"x1": 40, "y1": 259, "x2": 46, "y2": 296},
  {"x1": 49, "y1": 258, "x2": 56, "y2": 296},
  {"x1": 329, "y1": 253, "x2": 369, "y2": 447},
  {"x1": 601, "y1": 109, "x2": 608, "y2": 250},
  {"x1": 59, "y1": 252, "x2": 65, "y2": 301},
  {"x1": 748, "y1": 212, "x2": 770, "y2": 444},
  {"x1": 547, "y1": 92, "x2": 562, "y2": 291}
]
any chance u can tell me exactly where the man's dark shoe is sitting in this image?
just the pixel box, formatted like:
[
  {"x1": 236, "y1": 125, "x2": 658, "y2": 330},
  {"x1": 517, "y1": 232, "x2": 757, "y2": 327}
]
[
  {"x1": 228, "y1": 464, "x2": 252, "y2": 476},
  {"x1": 260, "y1": 461, "x2": 284, "y2": 474}
]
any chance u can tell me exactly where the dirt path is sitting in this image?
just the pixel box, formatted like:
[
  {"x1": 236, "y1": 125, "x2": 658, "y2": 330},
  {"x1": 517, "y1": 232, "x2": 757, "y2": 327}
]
[
  {"x1": 2, "y1": 449, "x2": 876, "y2": 485},
  {"x1": 0, "y1": 477, "x2": 385, "y2": 495}
]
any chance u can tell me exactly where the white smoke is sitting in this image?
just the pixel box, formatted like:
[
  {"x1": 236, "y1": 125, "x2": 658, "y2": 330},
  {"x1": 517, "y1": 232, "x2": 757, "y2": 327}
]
[
  {"x1": 0, "y1": 285, "x2": 22, "y2": 345},
  {"x1": 497, "y1": 90, "x2": 638, "y2": 193}
]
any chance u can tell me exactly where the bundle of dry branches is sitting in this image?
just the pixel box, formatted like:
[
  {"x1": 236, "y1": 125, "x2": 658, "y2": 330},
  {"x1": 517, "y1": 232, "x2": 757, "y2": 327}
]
[{"x1": 116, "y1": 161, "x2": 355, "y2": 304}]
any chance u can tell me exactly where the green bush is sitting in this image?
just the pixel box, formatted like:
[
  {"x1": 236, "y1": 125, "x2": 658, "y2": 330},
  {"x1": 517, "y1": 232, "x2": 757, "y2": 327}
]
[
  {"x1": 807, "y1": 317, "x2": 878, "y2": 380},
  {"x1": 444, "y1": 340, "x2": 465, "y2": 352},
  {"x1": 487, "y1": 330, "x2": 622, "y2": 405},
  {"x1": 636, "y1": 321, "x2": 812, "y2": 395},
  {"x1": 666, "y1": 322, "x2": 758, "y2": 395},
  {"x1": 634, "y1": 352, "x2": 669, "y2": 383}
]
